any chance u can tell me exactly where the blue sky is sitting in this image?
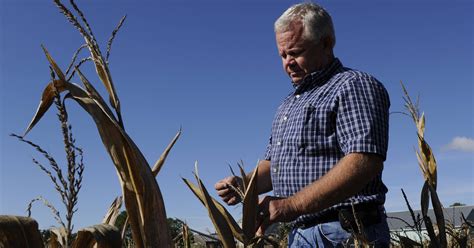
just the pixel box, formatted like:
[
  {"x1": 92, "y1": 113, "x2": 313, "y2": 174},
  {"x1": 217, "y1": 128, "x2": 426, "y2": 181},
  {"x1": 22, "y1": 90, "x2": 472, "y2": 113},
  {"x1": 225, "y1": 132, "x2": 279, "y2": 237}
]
[{"x1": 1, "y1": 0, "x2": 473, "y2": 233}]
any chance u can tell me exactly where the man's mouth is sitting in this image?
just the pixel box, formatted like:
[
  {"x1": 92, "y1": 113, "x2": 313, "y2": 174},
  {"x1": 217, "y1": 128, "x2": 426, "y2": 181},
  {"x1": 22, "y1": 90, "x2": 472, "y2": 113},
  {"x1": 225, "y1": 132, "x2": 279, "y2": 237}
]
[{"x1": 290, "y1": 71, "x2": 303, "y2": 77}]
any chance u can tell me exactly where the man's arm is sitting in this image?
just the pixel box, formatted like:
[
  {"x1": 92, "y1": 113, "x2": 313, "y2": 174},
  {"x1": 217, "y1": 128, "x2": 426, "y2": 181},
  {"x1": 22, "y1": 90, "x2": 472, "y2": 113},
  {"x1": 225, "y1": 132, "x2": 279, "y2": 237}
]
[
  {"x1": 253, "y1": 160, "x2": 272, "y2": 194},
  {"x1": 259, "y1": 152, "x2": 383, "y2": 223},
  {"x1": 215, "y1": 160, "x2": 272, "y2": 205}
]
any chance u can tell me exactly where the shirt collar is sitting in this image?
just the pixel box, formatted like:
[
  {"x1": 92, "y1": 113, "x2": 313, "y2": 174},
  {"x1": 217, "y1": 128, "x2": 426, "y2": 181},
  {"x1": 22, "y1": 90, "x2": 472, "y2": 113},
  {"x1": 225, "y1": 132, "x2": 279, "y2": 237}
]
[{"x1": 293, "y1": 58, "x2": 343, "y2": 95}]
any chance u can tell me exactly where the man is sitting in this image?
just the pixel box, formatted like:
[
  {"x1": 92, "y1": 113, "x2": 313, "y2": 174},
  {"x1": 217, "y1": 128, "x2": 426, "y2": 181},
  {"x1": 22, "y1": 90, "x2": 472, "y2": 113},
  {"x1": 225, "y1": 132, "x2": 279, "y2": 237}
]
[{"x1": 215, "y1": 3, "x2": 390, "y2": 247}]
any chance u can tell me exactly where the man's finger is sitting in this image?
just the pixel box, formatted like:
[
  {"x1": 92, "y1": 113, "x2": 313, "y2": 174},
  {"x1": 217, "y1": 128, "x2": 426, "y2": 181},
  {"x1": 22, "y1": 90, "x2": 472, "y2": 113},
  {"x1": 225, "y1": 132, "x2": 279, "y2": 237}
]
[
  {"x1": 227, "y1": 196, "x2": 240, "y2": 205},
  {"x1": 216, "y1": 187, "x2": 231, "y2": 197},
  {"x1": 214, "y1": 181, "x2": 229, "y2": 190},
  {"x1": 256, "y1": 215, "x2": 270, "y2": 236}
]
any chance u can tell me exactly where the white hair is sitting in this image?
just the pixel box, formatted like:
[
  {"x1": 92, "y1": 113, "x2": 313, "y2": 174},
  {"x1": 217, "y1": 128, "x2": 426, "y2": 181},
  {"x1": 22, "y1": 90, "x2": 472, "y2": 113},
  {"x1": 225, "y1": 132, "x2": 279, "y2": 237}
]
[{"x1": 274, "y1": 3, "x2": 336, "y2": 46}]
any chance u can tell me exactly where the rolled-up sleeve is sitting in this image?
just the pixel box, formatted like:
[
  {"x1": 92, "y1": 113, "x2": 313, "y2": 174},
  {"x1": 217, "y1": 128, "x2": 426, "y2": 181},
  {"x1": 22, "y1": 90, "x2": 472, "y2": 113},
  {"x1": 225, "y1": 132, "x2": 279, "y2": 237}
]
[{"x1": 336, "y1": 73, "x2": 390, "y2": 160}]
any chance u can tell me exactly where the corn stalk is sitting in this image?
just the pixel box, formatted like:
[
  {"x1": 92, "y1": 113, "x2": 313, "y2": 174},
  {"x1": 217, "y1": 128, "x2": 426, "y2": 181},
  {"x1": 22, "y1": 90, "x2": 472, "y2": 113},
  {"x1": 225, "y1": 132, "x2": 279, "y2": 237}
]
[
  {"x1": 23, "y1": 1, "x2": 177, "y2": 246},
  {"x1": 402, "y1": 82, "x2": 447, "y2": 247}
]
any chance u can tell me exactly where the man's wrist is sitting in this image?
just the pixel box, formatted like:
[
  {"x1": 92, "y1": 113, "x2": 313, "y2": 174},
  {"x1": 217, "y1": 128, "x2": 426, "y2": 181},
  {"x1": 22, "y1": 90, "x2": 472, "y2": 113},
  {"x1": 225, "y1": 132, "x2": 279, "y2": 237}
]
[{"x1": 285, "y1": 195, "x2": 305, "y2": 217}]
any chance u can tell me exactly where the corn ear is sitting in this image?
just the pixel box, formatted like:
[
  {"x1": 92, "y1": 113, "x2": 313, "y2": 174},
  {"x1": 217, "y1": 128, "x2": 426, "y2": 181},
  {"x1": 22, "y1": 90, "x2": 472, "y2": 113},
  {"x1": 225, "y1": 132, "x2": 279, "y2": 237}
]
[
  {"x1": 72, "y1": 224, "x2": 122, "y2": 248},
  {"x1": 0, "y1": 215, "x2": 44, "y2": 248}
]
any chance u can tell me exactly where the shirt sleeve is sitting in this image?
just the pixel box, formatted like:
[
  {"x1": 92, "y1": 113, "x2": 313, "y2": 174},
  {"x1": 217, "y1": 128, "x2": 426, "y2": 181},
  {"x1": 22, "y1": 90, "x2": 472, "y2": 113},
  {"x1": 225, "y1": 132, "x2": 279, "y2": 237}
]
[
  {"x1": 336, "y1": 73, "x2": 390, "y2": 160},
  {"x1": 264, "y1": 135, "x2": 272, "y2": 161}
]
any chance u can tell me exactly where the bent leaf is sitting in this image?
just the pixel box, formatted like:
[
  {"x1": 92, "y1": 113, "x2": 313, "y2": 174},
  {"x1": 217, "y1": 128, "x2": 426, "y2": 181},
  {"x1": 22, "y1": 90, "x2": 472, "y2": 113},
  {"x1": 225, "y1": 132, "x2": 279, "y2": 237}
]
[{"x1": 24, "y1": 80, "x2": 65, "y2": 136}]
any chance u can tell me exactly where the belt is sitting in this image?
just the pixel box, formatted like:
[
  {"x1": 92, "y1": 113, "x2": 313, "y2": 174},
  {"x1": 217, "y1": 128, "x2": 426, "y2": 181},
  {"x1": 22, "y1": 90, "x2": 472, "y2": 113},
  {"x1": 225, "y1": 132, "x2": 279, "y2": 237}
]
[{"x1": 295, "y1": 203, "x2": 383, "y2": 230}]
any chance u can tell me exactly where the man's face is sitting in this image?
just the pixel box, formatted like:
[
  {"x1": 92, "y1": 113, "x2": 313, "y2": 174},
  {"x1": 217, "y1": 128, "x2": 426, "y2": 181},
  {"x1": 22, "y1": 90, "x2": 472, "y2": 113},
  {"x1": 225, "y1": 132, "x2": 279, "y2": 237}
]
[{"x1": 276, "y1": 21, "x2": 330, "y2": 85}]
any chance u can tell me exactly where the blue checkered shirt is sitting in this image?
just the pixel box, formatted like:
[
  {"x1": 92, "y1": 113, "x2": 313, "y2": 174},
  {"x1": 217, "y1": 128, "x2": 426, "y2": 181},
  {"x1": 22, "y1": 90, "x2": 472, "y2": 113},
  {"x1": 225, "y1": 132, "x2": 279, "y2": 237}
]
[{"x1": 264, "y1": 58, "x2": 390, "y2": 225}]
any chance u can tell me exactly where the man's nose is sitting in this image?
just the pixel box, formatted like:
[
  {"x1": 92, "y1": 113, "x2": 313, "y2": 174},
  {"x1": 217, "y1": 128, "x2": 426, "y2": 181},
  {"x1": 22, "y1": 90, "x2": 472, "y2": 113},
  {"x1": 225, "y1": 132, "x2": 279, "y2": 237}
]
[{"x1": 284, "y1": 56, "x2": 296, "y2": 68}]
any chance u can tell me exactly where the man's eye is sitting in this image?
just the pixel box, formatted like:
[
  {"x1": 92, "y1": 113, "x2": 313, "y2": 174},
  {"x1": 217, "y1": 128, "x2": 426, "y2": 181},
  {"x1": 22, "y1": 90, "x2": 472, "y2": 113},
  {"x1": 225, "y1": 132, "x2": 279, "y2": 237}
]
[{"x1": 288, "y1": 50, "x2": 303, "y2": 57}]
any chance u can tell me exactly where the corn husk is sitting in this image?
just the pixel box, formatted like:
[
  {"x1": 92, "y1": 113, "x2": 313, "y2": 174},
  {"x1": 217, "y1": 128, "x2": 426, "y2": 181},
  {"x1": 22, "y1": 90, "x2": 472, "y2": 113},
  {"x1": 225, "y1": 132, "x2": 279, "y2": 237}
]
[
  {"x1": 72, "y1": 224, "x2": 122, "y2": 248},
  {"x1": 0, "y1": 215, "x2": 44, "y2": 248}
]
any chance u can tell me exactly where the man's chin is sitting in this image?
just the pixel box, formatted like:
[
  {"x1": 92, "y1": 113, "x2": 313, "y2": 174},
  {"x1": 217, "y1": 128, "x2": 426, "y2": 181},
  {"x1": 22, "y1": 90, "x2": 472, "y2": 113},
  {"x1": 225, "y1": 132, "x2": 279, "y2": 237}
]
[{"x1": 291, "y1": 77, "x2": 303, "y2": 85}]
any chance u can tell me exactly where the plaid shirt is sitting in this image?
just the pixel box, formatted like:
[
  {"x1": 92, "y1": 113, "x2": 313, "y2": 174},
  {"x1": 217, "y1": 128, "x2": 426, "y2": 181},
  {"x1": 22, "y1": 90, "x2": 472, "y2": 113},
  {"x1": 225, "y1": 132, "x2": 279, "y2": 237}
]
[{"x1": 264, "y1": 58, "x2": 390, "y2": 224}]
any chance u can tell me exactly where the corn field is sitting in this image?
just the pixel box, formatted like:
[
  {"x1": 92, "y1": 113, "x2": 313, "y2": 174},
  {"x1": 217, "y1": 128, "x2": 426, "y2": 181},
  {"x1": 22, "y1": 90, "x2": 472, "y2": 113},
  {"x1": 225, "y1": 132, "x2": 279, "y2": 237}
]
[{"x1": 0, "y1": 1, "x2": 472, "y2": 248}]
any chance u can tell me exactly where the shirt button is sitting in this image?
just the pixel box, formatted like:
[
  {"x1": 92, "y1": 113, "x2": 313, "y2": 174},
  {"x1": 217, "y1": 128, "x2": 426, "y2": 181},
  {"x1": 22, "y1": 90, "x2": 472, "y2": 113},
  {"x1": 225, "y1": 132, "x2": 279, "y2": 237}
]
[
  {"x1": 272, "y1": 167, "x2": 278, "y2": 173},
  {"x1": 283, "y1": 116, "x2": 288, "y2": 121},
  {"x1": 295, "y1": 94, "x2": 300, "y2": 99},
  {"x1": 277, "y1": 141, "x2": 281, "y2": 146}
]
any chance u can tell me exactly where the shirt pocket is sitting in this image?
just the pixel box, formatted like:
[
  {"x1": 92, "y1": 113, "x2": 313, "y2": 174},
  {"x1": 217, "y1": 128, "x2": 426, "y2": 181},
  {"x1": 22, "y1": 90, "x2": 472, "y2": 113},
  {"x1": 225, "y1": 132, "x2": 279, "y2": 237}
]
[{"x1": 300, "y1": 103, "x2": 336, "y2": 154}]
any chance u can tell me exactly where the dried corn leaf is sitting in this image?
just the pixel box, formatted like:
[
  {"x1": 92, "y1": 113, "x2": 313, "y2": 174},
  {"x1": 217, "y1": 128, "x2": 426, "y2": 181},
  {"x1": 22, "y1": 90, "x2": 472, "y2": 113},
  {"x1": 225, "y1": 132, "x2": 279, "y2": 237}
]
[
  {"x1": 417, "y1": 113, "x2": 425, "y2": 139},
  {"x1": 421, "y1": 181, "x2": 430, "y2": 217},
  {"x1": 242, "y1": 165, "x2": 259, "y2": 242},
  {"x1": 194, "y1": 175, "x2": 236, "y2": 248},
  {"x1": 397, "y1": 235, "x2": 422, "y2": 247},
  {"x1": 417, "y1": 135, "x2": 437, "y2": 189},
  {"x1": 24, "y1": 80, "x2": 65, "y2": 136},
  {"x1": 91, "y1": 54, "x2": 121, "y2": 116},
  {"x1": 152, "y1": 129, "x2": 181, "y2": 176},
  {"x1": 72, "y1": 224, "x2": 122, "y2": 248},
  {"x1": 25, "y1": 47, "x2": 171, "y2": 247},
  {"x1": 0, "y1": 215, "x2": 44, "y2": 248},
  {"x1": 238, "y1": 163, "x2": 249, "y2": 192},
  {"x1": 420, "y1": 182, "x2": 441, "y2": 248},
  {"x1": 102, "y1": 196, "x2": 123, "y2": 225},
  {"x1": 42, "y1": 45, "x2": 66, "y2": 81},
  {"x1": 415, "y1": 151, "x2": 427, "y2": 179},
  {"x1": 428, "y1": 184, "x2": 447, "y2": 247},
  {"x1": 67, "y1": 85, "x2": 170, "y2": 247},
  {"x1": 182, "y1": 223, "x2": 191, "y2": 248},
  {"x1": 75, "y1": 66, "x2": 117, "y2": 123},
  {"x1": 50, "y1": 227, "x2": 68, "y2": 248},
  {"x1": 182, "y1": 178, "x2": 244, "y2": 243},
  {"x1": 423, "y1": 216, "x2": 440, "y2": 248}
]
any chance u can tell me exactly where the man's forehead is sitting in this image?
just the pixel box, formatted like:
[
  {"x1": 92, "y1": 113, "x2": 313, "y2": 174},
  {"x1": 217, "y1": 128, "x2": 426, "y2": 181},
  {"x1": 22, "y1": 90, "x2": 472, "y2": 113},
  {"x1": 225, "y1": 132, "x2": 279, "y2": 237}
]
[{"x1": 276, "y1": 24, "x2": 307, "y2": 49}]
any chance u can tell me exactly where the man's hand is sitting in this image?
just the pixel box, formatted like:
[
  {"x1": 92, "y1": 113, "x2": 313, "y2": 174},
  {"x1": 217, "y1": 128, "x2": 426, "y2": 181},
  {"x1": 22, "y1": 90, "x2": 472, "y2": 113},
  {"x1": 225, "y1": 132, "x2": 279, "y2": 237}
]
[
  {"x1": 214, "y1": 176, "x2": 243, "y2": 205},
  {"x1": 256, "y1": 196, "x2": 300, "y2": 236},
  {"x1": 215, "y1": 160, "x2": 273, "y2": 206}
]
